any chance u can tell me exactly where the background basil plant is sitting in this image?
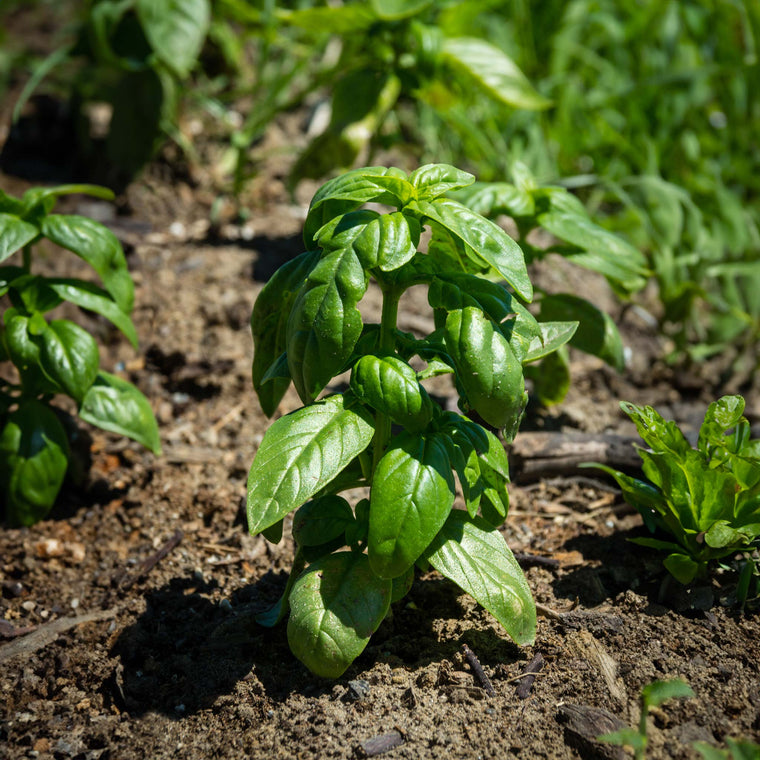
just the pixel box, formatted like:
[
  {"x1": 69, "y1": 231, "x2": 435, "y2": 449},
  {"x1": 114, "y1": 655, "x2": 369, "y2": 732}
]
[
  {"x1": 247, "y1": 164, "x2": 581, "y2": 677},
  {"x1": 0, "y1": 183, "x2": 161, "y2": 526}
]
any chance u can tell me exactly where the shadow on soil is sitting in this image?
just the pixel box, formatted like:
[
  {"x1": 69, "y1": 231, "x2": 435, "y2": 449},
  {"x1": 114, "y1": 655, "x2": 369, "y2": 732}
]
[{"x1": 108, "y1": 571, "x2": 524, "y2": 717}]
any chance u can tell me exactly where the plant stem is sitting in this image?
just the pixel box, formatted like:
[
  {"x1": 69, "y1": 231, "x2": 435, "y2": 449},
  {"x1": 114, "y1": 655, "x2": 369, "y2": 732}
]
[
  {"x1": 22, "y1": 245, "x2": 32, "y2": 273},
  {"x1": 371, "y1": 281, "x2": 402, "y2": 475}
]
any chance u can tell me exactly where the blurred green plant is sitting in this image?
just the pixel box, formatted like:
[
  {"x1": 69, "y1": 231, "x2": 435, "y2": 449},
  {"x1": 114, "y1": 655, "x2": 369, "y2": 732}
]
[
  {"x1": 0, "y1": 184, "x2": 160, "y2": 526},
  {"x1": 586, "y1": 396, "x2": 760, "y2": 589},
  {"x1": 13, "y1": 0, "x2": 211, "y2": 180}
]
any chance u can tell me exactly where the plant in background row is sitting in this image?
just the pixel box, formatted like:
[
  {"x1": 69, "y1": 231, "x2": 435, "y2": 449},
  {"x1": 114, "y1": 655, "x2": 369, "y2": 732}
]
[
  {"x1": 586, "y1": 396, "x2": 760, "y2": 591},
  {"x1": 247, "y1": 163, "x2": 581, "y2": 677},
  {"x1": 454, "y1": 161, "x2": 649, "y2": 404},
  {"x1": 14, "y1": 0, "x2": 211, "y2": 181},
  {"x1": 0, "y1": 184, "x2": 160, "y2": 526}
]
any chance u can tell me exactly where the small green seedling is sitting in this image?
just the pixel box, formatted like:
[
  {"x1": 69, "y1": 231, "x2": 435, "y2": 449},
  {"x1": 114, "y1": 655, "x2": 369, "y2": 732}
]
[
  {"x1": 599, "y1": 679, "x2": 694, "y2": 759},
  {"x1": 586, "y1": 395, "x2": 760, "y2": 586},
  {"x1": 694, "y1": 738, "x2": 760, "y2": 760},
  {"x1": 247, "y1": 164, "x2": 580, "y2": 677},
  {"x1": 0, "y1": 184, "x2": 160, "y2": 526}
]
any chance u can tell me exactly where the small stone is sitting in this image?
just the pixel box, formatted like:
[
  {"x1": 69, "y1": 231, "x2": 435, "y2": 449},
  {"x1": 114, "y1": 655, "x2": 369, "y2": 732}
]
[
  {"x1": 22, "y1": 601, "x2": 36, "y2": 612},
  {"x1": 347, "y1": 679, "x2": 371, "y2": 701}
]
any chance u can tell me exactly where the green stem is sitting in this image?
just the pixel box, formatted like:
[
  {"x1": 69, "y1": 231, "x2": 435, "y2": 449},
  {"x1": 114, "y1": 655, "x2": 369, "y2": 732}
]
[
  {"x1": 371, "y1": 281, "x2": 402, "y2": 475},
  {"x1": 22, "y1": 245, "x2": 32, "y2": 273}
]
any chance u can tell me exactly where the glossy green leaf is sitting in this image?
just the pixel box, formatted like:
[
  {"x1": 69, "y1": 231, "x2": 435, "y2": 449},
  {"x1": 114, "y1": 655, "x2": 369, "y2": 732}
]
[
  {"x1": 370, "y1": 0, "x2": 432, "y2": 20},
  {"x1": 663, "y1": 553, "x2": 700, "y2": 584},
  {"x1": 48, "y1": 279, "x2": 139, "y2": 347},
  {"x1": 523, "y1": 321, "x2": 579, "y2": 364},
  {"x1": 453, "y1": 182, "x2": 535, "y2": 219},
  {"x1": 622, "y1": 401, "x2": 693, "y2": 458},
  {"x1": 287, "y1": 246, "x2": 367, "y2": 403},
  {"x1": 7, "y1": 274, "x2": 63, "y2": 313},
  {"x1": 36, "y1": 320, "x2": 99, "y2": 402},
  {"x1": 410, "y1": 198, "x2": 532, "y2": 301},
  {"x1": 304, "y1": 169, "x2": 405, "y2": 247},
  {"x1": 444, "y1": 307, "x2": 527, "y2": 437},
  {"x1": 293, "y1": 495, "x2": 355, "y2": 548},
  {"x1": 287, "y1": 551, "x2": 392, "y2": 678},
  {"x1": 277, "y1": 5, "x2": 376, "y2": 35},
  {"x1": 79, "y1": 371, "x2": 161, "y2": 454},
  {"x1": 0, "y1": 401, "x2": 69, "y2": 526},
  {"x1": 424, "y1": 510, "x2": 536, "y2": 645},
  {"x1": 442, "y1": 37, "x2": 551, "y2": 110},
  {"x1": 0, "y1": 214, "x2": 38, "y2": 262},
  {"x1": 353, "y1": 212, "x2": 419, "y2": 272},
  {"x1": 0, "y1": 265, "x2": 25, "y2": 296},
  {"x1": 252, "y1": 250, "x2": 320, "y2": 416},
  {"x1": 247, "y1": 394, "x2": 374, "y2": 535},
  {"x1": 369, "y1": 432, "x2": 455, "y2": 579},
  {"x1": 525, "y1": 347, "x2": 571, "y2": 406},
  {"x1": 136, "y1": 0, "x2": 210, "y2": 78},
  {"x1": 539, "y1": 293, "x2": 624, "y2": 370},
  {"x1": 350, "y1": 354, "x2": 433, "y2": 432},
  {"x1": 40, "y1": 215, "x2": 134, "y2": 312},
  {"x1": 641, "y1": 679, "x2": 694, "y2": 709},
  {"x1": 428, "y1": 273, "x2": 515, "y2": 323},
  {"x1": 3, "y1": 313, "x2": 60, "y2": 394},
  {"x1": 409, "y1": 164, "x2": 475, "y2": 200}
]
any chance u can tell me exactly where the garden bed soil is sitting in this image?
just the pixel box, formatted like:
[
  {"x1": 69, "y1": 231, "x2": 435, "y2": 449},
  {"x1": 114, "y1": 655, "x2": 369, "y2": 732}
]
[{"x1": 1, "y1": 87, "x2": 760, "y2": 760}]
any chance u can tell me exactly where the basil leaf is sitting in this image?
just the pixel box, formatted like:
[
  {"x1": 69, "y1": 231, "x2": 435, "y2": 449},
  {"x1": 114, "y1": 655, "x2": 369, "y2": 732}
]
[
  {"x1": 287, "y1": 551, "x2": 392, "y2": 679},
  {"x1": 444, "y1": 307, "x2": 527, "y2": 439},
  {"x1": 424, "y1": 510, "x2": 536, "y2": 645},
  {"x1": 523, "y1": 321, "x2": 579, "y2": 364},
  {"x1": 293, "y1": 495, "x2": 355, "y2": 547},
  {"x1": 247, "y1": 394, "x2": 374, "y2": 535},
  {"x1": 287, "y1": 246, "x2": 367, "y2": 403},
  {"x1": 36, "y1": 319, "x2": 99, "y2": 402},
  {"x1": 0, "y1": 214, "x2": 38, "y2": 262},
  {"x1": 350, "y1": 354, "x2": 433, "y2": 432},
  {"x1": 428, "y1": 272, "x2": 516, "y2": 323},
  {"x1": 48, "y1": 279, "x2": 139, "y2": 348},
  {"x1": 252, "y1": 250, "x2": 320, "y2": 416},
  {"x1": 353, "y1": 212, "x2": 419, "y2": 272},
  {"x1": 79, "y1": 371, "x2": 161, "y2": 454},
  {"x1": 452, "y1": 181, "x2": 535, "y2": 219},
  {"x1": 0, "y1": 401, "x2": 69, "y2": 526},
  {"x1": 410, "y1": 197, "x2": 532, "y2": 301},
  {"x1": 40, "y1": 214, "x2": 134, "y2": 313},
  {"x1": 369, "y1": 431, "x2": 455, "y2": 579},
  {"x1": 409, "y1": 164, "x2": 475, "y2": 200}
]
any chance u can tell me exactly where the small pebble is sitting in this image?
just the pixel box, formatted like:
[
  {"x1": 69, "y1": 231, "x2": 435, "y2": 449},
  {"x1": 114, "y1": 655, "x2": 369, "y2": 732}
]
[{"x1": 22, "y1": 601, "x2": 36, "y2": 612}]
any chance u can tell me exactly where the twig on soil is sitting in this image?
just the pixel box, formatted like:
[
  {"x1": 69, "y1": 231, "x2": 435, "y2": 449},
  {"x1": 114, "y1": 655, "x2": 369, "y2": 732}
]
[
  {"x1": 535, "y1": 602, "x2": 568, "y2": 620},
  {"x1": 516, "y1": 653, "x2": 545, "y2": 699},
  {"x1": 120, "y1": 529, "x2": 184, "y2": 590},
  {"x1": 0, "y1": 608, "x2": 118, "y2": 664},
  {"x1": 358, "y1": 729, "x2": 405, "y2": 757},
  {"x1": 514, "y1": 552, "x2": 561, "y2": 569},
  {"x1": 0, "y1": 619, "x2": 38, "y2": 639},
  {"x1": 461, "y1": 644, "x2": 496, "y2": 696}
]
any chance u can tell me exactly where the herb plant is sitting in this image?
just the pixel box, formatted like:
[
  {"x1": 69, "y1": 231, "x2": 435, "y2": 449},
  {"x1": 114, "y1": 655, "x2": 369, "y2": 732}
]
[
  {"x1": 0, "y1": 183, "x2": 160, "y2": 526},
  {"x1": 586, "y1": 396, "x2": 760, "y2": 585},
  {"x1": 599, "y1": 679, "x2": 694, "y2": 760},
  {"x1": 248, "y1": 164, "x2": 579, "y2": 677}
]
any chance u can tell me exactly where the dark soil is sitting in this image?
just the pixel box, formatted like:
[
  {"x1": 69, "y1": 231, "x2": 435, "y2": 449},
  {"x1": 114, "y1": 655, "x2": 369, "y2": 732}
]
[{"x1": 1, "y1": 17, "x2": 759, "y2": 759}]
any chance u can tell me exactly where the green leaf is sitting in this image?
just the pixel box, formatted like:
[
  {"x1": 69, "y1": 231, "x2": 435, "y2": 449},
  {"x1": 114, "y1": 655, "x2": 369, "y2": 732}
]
[
  {"x1": 287, "y1": 247, "x2": 368, "y2": 403},
  {"x1": 304, "y1": 170, "x2": 406, "y2": 247},
  {"x1": 369, "y1": 431, "x2": 455, "y2": 579},
  {"x1": 0, "y1": 214, "x2": 38, "y2": 262},
  {"x1": 452, "y1": 182, "x2": 535, "y2": 219},
  {"x1": 525, "y1": 348, "x2": 571, "y2": 406},
  {"x1": 409, "y1": 164, "x2": 475, "y2": 200},
  {"x1": 293, "y1": 495, "x2": 355, "y2": 547},
  {"x1": 287, "y1": 551, "x2": 392, "y2": 678},
  {"x1": 247, "y1": 394, "x2": 374, "y2": 535},
  {"x1": 663, "y1": 552, "x2": 700, "y2": 584},
  {"x1": 48, "y1": 279, "x2": 139, "y2": 347},
  {"x1": 36, "y1": 320, "x2": 99, "y2": 402},
  {"x1": 428, "y1": 273, "x2": 516, "y2": 323},
  {"x1": 621, "y1": 401, "x2": 693, "y2": 459},
  {"x1": 7, "y1": 275, "x2": 63, "y2": 313},
  {"x1": 0, "y1": 265, "x2": 25, "y2": 296},
  {"x1": 523, "y1": 321, "x2": 579, "y2": 363},
  {"x1": 442, "y1": 37, "x2": 551, "y2": 110},
  {"x1": 277, "y1": 5, "x2": 376, "y2": 35},
  {"x1": 353, "y1": 212, "x2": 419, "y2": 272},
  {"x1": 370, "y1": 0, "x2": 432, "y2": 20},
  {"x1": 444, "y1": 307, "x2": 527, "y2": 438},
  {"x1": 3, "y1": 313, "x2": 61, "y2": 395},
  {"x1": 0, "y1": 401, "x2": 69, "y2": 526},
  {"x1": 410, "y1": 198, "x2": 532, "y2": 301},
  {"x1": 598, "y1": 728, "x2": 645, "y2": 753},
  {"x1": 79, "y1": 371, "x2": 161, "y2": 454},
  {"x1": 540, "y1": 293, "x2": 624, "y2": 369},
  {"x1": 350, "y1": 354, "x2": 433, "y2": 432},
  {"x1": 252, "y1": 250, "x2": 320, "y2": 416},
  {"x1": 40, "y1": 215, "x2": 134, "y2": 312},
  {"x1": 641, "y1": 679, "x2": 694, "y2": 709},
  {"x1": 136, "y1": 0, "x2": 210, "y2": 78},
  {"x1": 424, "y1": 510, "x2": 536, "y2": 645}
]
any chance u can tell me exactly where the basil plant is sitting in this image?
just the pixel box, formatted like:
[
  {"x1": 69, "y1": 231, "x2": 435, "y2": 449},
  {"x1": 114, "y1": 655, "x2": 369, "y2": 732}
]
[
  {"x1": 0, "y1": 184, "x2": 161, "y2": 526},
  {"x1": 248, "y1": 164, "x2": 579, "y2": 678}
]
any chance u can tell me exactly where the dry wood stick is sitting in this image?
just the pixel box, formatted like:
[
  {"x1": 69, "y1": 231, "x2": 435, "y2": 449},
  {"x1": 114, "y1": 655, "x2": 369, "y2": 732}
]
[
  {"x1": 462, "y1": 644, "x2": 495, "y2": 697},
  {"x1": 120, "y1": 529, "x2": 184, "y2": 590}
]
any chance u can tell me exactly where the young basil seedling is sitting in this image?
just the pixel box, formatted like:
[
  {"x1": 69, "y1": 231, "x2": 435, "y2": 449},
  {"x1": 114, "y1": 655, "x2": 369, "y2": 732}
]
[
  {"x1": 0, "y1": 184, "x2": 161, "y2": 526},
  {"x1": 247, "y1": 164, "x2": 579, "y2": 678}
]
